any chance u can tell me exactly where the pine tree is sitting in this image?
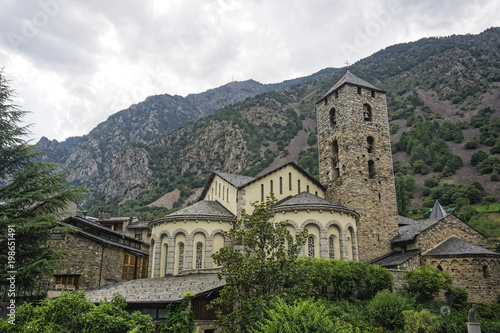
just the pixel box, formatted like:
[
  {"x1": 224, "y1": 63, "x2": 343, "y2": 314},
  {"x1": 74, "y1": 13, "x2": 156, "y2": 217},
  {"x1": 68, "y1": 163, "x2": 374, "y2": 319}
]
[{"x1": 0, "y1": 70, "x2": 85, "y2": 292}]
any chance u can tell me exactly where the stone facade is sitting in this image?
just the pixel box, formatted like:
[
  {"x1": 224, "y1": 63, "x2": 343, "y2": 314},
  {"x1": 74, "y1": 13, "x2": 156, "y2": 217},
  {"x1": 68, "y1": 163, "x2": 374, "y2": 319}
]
[{"x1": 316, "y1": 72, "x2": 398, "y2": 261}]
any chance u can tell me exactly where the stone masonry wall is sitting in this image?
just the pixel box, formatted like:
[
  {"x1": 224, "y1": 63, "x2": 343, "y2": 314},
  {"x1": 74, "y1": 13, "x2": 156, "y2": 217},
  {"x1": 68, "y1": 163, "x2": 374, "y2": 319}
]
[
  {"x1": 417, "y1": 215, "x2": 487, "y2": 253},
  {"x1": 49, "y1": 233, "x2": 123, "y2": 290},
  {"x1": 422, "y1": 255, "x2": 500, "y2": 304},
  {"x1": 317, "y1": 84, "x2": 399, "y2": 261}
]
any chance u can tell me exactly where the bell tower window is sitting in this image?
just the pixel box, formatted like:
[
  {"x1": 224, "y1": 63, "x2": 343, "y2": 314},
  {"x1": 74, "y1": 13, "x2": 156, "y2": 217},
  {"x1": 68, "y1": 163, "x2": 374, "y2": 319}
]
[
  {"x1": 329, "y1": 108, "x2": 336, "y2": 126},
  {"x1": 368, "y1": 160, "x2": 375, "y2": 179},
  {"x1": 367, "y1": 136, "x2": 374, "y2": 153},
  {"x1": 332, "y1": 140, "x2": 340, "y2": 179},
  {"x1": 363, "y1": 104, "x2": 372, "y2": 122}
]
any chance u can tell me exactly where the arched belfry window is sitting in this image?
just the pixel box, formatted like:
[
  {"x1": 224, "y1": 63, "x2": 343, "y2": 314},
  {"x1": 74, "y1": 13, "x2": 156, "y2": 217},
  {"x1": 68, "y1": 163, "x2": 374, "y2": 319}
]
[
  {"x1": 329, "y1": 108, "x2": 336, "y2": 126},
  {"x1": 368, "y1": 160, "x2": 375, "y2": 179},
  {"x1": 329, "y1": 236, "x2": 335, "y2": 259},
  {"x1": 363, "y1": 104, "x2": 372, "y2": 121},
  {"x1": 332, "y1": 140, "x2": 340, "y2": 179},
  {"x1": 308, "y1": 236, "x2": 315, "y2": 258},
  {"x1": 367, "y1": 136, "x2": 374, "y2": 153}
]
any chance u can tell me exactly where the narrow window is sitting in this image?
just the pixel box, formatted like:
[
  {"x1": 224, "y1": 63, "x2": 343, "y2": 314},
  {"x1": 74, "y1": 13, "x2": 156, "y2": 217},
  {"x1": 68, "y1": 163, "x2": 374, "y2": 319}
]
[
  {"x1": 270, "y1": 180, "x2": 273, "y2": 194},
  {"x1": 329, "y1": 236, "x2": 335, "y2": 259},
  {"x1": 211, "y1": 188, "x2": 213, "y2": 200},
  {"x1": 214, "y1": 181, "x2": 217, "y2": 195},
  {"x1": 335, "y1": 91, "x2": 338, "y2": 98},
  {"x1": 329, "y1": 108, "x2": 336, "y2": 126},
  {"x1": 363, "y1": 104, "x2": 372, "y2": 121},
  {"x1": 222, "y1": 185, "x2": 225, "y2": 200},
  {"x1": 371, "y1": 90, "x2": 375, "y2": 97},
  {"x1": 178, "y1": 243, "x2": 184, "y2": 273},
  {"x1": 227, "y1": 188, "x2": 229, "y2": 202},
  {"x1": 357, "y1": 87, "x2": 361, "y2": 95},
  {"x1": 279, "y1": 177, "x2": 283, "y2": 194},
  {"x1": 219, "y1": 183, "x2": 221, "y2": 197},
  {"x1": 196, "y1": 243, "x2": 203, "y2": 269},
  {"x1": 306, "y1": 185, "x2": 310, "y2": 193},
  {"x1": 367, "y1": 136, "x2": 374, "y2": 153},
  {"x1": 297, "y1": 179, "x2": 301, "y2": 193},
  {"x1": 315, "y1": 191, "x2": 318, "y2": 196},
  {"x1": 483, "y1": 265, "x2": 490, "y2": 278},
  {"x1": 332, "y1": 140, "x2": 340, "y2": 179},
  {"x1": 368, "y1": 160, "x2": 375, "y2": 179},
  {"x1": 261, "y1": 184, "x2": 264, "y2": 202},
  {"x1": 308, "y1": 236, "x2": 315, "y2": 258},
  {"x1": 289, "y1": 173, "x2": 292, "y2": 191},
  {"x1": 324, "y1": 97, "x2": 328, "y2": 105}
]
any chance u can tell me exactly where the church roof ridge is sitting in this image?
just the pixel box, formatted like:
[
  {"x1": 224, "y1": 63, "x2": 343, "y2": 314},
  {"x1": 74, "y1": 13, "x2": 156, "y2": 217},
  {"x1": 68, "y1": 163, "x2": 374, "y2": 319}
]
[
  {"x1": 153, "y1": 200, "x2": 235, "y2": 224},
  {"x1": 423, "y1": 237, "x2": 500, "y2": 257},
  {"x1": 317, "y1": 70, "x2": 385, "y2": 103},
  {"x1": 273, "y1": 191, "x2": 358, "y2": 216}
]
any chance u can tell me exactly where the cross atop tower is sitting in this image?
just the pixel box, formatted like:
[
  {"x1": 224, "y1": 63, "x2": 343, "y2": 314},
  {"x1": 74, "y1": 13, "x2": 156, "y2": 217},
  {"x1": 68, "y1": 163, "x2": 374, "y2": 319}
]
[{"x1": 344, "y1": 60, "x2": 350, "y2": 70}]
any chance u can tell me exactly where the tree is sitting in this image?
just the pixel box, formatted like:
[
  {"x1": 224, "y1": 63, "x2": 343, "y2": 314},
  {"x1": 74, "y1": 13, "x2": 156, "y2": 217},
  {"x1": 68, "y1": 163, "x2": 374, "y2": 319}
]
[
  {"x1": 0, "y1": 70, "x2": 85, "y2": 291},
  {"x1": 209, "y1": 195, "x2": 307, "y2": 333},
  {"x1": 160, "y1": 292, "x2": 196, "y2": 333},
  {"x1": 0, "y1": 291, "x2": 155, "y2": 332}
]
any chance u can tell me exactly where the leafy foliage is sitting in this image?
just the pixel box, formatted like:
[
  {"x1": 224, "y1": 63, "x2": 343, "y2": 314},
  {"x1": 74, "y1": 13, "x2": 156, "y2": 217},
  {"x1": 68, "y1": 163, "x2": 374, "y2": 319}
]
[
  {"x1": 160, "y1": 292, "x2": 196, "y2": 333},
  {"x1": 403, "y1": 309, "x2": 442, "y2": 333},
  {"x1": 403, "y1": 266, "x2": 452, "y2": 302},
  {"x1": 0, "y1": 291, "x2": 155, "y2": 332},
  {"x1": 209, "y1": 195, "x2": 307, "y2": 332},
  {"x1": 366, "y1": 290, "x2": 414, "y2": 331}
]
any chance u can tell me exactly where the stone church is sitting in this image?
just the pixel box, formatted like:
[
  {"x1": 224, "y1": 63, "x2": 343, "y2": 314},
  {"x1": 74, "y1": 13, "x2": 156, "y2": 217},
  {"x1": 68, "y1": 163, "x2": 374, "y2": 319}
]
[{"x1": 86, "y1": 71, "x2": 499, "y2": 326}]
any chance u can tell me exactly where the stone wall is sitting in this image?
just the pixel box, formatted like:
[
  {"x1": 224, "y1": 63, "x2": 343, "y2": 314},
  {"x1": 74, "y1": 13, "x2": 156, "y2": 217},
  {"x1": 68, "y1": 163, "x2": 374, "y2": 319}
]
[
  {"x1": 317, "y1": 83, "x2": 399, "y2": 261},
  {"x1": 422, "y1": 255, "x2": 500, "y2": 305},
  {"x1": 49, "y1": 233, "x2": 123, "y2": 291},
  {"x1": 417, "y1": 215, "x2": 487, "y2": 253},
  {"x1": 388, "y1": 269, "x2": 406, "y2": 294}
]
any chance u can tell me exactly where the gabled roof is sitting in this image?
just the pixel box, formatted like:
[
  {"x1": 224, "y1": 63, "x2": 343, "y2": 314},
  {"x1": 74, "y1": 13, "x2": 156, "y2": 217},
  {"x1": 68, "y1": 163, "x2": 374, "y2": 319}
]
[
  {"x1": 428, "y1": 200, "x2": 447, "y2": 222},
  {"x1": 273, "y1": 192, "x2": 358, "y2": 217},
  {"x1": 391, "y1": 218, "x2": 438, "y2": 243},
  {"x1": 152, "y1": 200, "x2": 235, "y2": 225},
  {"x1": 423, "y1": 237, "x2": 500, "y2": 257},
  {"x1": 199, "y1": 162, "x2": 325, "y2": 200},
  {"x1": 317, "y1": 70, "x2": 385, "y2": 104},
  {"x1": 371, "y1": 249, "x2": 421, "y2": 267},
  {"x1": 85, "y1": 273, "x2": 226, "y2": 304}
]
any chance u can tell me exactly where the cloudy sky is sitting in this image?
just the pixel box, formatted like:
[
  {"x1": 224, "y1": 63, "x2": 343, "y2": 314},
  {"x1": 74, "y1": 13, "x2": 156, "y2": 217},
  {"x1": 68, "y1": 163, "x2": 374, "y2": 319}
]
[{"x1": 1, "y1": 0, "x2": 499, "y2": 142}]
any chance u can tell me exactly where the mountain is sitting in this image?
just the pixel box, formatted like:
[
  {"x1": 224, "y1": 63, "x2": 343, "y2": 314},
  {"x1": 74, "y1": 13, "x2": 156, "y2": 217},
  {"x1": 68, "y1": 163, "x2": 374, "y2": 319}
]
[{"x1": 38, "y1": 28, "x2": 500, "y2": 221}]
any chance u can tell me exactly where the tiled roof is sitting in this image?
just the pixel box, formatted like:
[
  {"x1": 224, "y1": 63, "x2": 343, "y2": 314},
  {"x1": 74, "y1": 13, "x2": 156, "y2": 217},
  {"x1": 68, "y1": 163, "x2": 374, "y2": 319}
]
[
  {"x1": 318, "y1": 70, "x2": 384, "y2": 102},
  {"x1": 85, "y1": 273, "x2": 226, "y2": 304},
  {"x1": 423, "y1": 237, "x2": 500, "y2": 257},
  {"x1": 157, "y1": 200, "x2": 235, "y2": 221},
  {"x1": 126, "y1": 221, "x2": 150, "y2": 229},
  {"x1": 398, "y1": 215, "x2": 416, "y2": 226},
  {"x1": 428, "y1": 200, "x2": 447, "y2": 222},
  {"x1": 371, "y1": 249, "x2": 421, "y2": 267},
  {"x1": 274, "y1": 192, "x2": 356, "y2": 216},
  {"x1": 214, "y1": 171, "x2": 255, "y2": 188}
]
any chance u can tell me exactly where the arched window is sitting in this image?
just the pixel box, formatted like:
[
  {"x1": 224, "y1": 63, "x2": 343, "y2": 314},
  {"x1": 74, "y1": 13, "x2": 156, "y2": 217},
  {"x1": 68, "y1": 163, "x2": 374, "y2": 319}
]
[
  {"x1": 270, "y1": 180, "x2": 273, "y2": 194},
  {"x1": 367, "y1": 136, "x2": 374, "y2": 153},
  {"x1": 261, "y1": 184, "x2": 264, "y2": 202},
  {"x1": 329, "y1": 236, "x2": 335, "y2": 259},
  {"x1": 297, "y1": 179, "x2": 301, "y2": 193},
  {"x1": 289, "y1": 173, "x2": 292, "y2": 191},
  {"x1": 308, "y1": 236, "x2": 315, "y2": 258},
  {"x1": 178, "y1": 243, "x2": 184, "y2": 273},
  {"x1": 368, "y1": 160, "x2": 375, "y2": 179},
  {"x1": 329, "y1": 108, "x2": 336, "y2": 126},
  {"x1": 196, "y1": 243, "x2": 203, "y2": 269},
  {"x1": 279, "y1": 177, "x2": 283, "y2": 194},
  {"x1": 483, "y1": 265, "x2": 490, "y2": 278},
  {"x1": 363, "y1": 104, "x2": 372, "y2": 121},
  {"x1": 437, "y1": 265, "x2": 443, "y2": 271}
]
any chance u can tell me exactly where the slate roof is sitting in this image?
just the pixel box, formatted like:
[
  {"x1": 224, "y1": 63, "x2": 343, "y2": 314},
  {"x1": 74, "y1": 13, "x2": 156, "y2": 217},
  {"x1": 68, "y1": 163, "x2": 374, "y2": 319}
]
[
  {"x1": 423, "y1": 237, "x2": 500, "y2": 257},
  {"x1": 153, "y1": 200, "x2": 235, "y2": 224},
  {"x1": 398, "y1": 215, "x2": 416, "y2": 226},
  {"x1": 428, "y1": 200, "x2": 447, "y2": 222},
  {"x1": 371, "y1": 249, "x2": 421, "y2": 267},
  {"x1": 126, "y1": 221, "x2": 150, "y2": 229},
  {"x1": 391, "y1": 218, "x2": 438, "y2": 243},
  {"x1": 213, "y1": 171, "x2": 255, "y2": 188},
  {"x1": 274, "y1": 192, "x2": 358, "y2": 216},
  {"x1": 85, "y1": 273, "x2": 226, "y2": 304},
  {"x1": 317, "y1": 70, "x2": 385, "y2": 103}
]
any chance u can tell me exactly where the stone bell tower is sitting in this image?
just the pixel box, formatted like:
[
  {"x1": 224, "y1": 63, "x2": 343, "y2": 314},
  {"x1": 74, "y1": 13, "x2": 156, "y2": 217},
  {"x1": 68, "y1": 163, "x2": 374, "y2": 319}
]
[{"x1": 315, "y1": 70, "x2": 398, "y2": 261}]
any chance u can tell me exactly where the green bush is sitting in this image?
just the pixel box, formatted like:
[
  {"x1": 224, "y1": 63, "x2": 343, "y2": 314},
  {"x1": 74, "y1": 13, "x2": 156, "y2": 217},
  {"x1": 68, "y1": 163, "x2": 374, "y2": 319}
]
[
  {"x1": 445, "y1": 286, "x2": 468, "y2": 309},
  {"x1": 251, "y1": 298, "x2": 356, "y2": 333},
  {"x1": 404, "y1": 266, "x2": 452, "y2": 302},
  {"x1": 403, "y1": 309, "x2": 442, "y2": 333},
  {"x1": 367, "y1": 290, "x2": 413, "y2": 331}
]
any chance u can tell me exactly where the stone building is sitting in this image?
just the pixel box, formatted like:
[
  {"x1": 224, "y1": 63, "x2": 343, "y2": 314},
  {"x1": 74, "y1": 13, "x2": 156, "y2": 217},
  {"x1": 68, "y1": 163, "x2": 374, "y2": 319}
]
[
  {"x1": 96, "y1": 212, "x2": 152, "y2": 243},
  {"x1": 85, "y1": 70, "x2": 500, "y2": 332},
  {"x1": 47, "y1": 215, "x2": 149, "y2": 298}
]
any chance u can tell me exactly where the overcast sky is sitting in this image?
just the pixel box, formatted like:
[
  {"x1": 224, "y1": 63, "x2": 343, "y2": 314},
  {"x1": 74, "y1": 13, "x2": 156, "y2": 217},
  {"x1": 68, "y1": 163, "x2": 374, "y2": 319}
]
[{"x1": 1, "y1": 0, "x2": 499, "y2": 142}]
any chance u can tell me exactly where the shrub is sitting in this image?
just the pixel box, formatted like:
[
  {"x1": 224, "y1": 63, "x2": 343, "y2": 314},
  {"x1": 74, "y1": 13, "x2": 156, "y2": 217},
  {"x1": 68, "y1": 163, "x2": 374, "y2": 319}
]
[
  {"x1": 251, "y1": 298, "x2": 356, "y2": 333},
  {"x1": 492, "y1": 170, "x2": 499, "y2": 181},
  {"x1": 403, "y1": 309, "x2": 442, "y2": 333},
  {"x1": 367, "y1": 290, "x2": 413, "y2": 331},
  {"x1": 465, "y1": 138, "x2": 478, "y2": 149},
  {"x1": 404, "y1": 266, "x2": 452, "y2": 302},
  {"x1": 445, "y1": 286, "x2": 468, "y2": 309}
]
